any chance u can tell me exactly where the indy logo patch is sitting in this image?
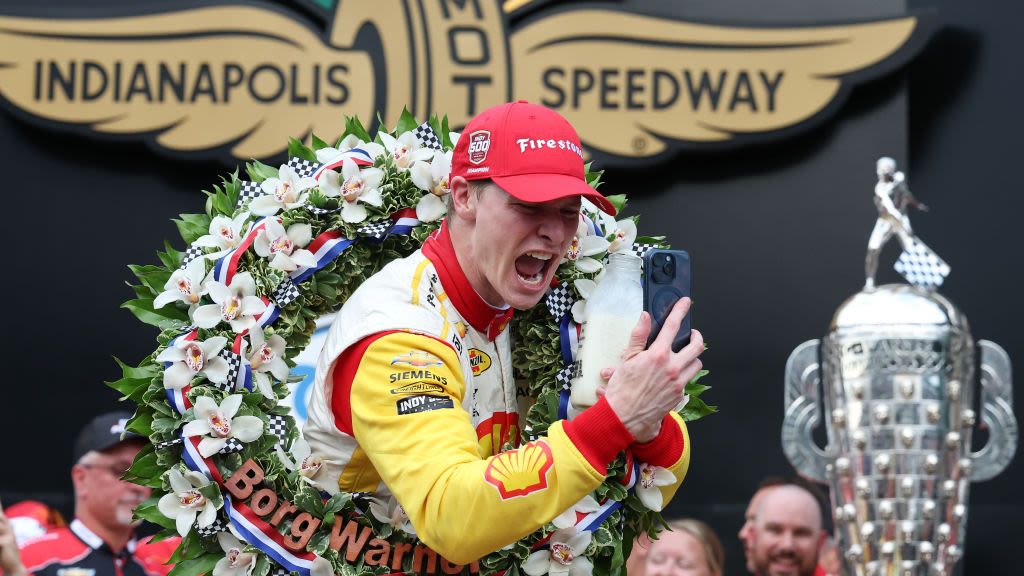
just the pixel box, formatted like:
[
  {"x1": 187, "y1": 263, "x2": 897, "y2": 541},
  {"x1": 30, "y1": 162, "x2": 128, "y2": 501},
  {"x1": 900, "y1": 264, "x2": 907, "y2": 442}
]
[
  {"x1": 468, "y1": 130, "x2": 491, "y2": 165},
  {"x1": 396, "y1": 394, "x2": 454, "y2": 415}
]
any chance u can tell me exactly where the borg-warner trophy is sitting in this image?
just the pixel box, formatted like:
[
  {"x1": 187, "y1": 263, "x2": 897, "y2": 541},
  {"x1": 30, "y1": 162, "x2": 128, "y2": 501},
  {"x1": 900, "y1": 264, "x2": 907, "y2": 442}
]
[{"x1": 782, "y1": 158, "x2": 1017, "y2": 576}]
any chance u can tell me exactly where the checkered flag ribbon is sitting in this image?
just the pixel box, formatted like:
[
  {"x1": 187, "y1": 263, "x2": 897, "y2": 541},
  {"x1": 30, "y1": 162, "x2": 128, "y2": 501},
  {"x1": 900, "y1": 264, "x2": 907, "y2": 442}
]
[
  {"x1": 155, "y1": 438, "x2": 183, "y2": 450},
  {"x1": 631, "y1": 243, "x2": 659, "y2": 261},
  {"x1": 236, "y1": 180, "x2": 264, "y2": 209},
  {"x1": 305, "y1": 203, "x2": 340, "y2": 215},
  {"x1": 555, "y1": 361, "x2": 581, "y2": 390},
  {"x1": 216, "y1": 349, "x2": 243, "y2": 392},
  {"x1": 545, "y1": 282, "x2": 575, "y2": 319},
  {"x1": 179, "y1": 245, "x2": 204, "y2": 270},
  {"x1": 266, "y1": 414, "x2": 290, "y2": 450},
  {"x1": 194, "y1": 516, "x2": 229, "y2": 538},
  {"x1": 269, "y1": 567, "x2": 292, "y2": 576},
  {"x1": 895, "y1": 239, "x2": 950, "y2": 289},
  {"x1": 218, "y1": 438, "x2": 246, "y2": 455},
  {"x1": 413, "y1": 121, "x2": 443, "y2": 151},
  {"x1": 273, "y1": 277, "x2": 301, "y2": 307},
  {"x1": 358, "y1": 220, "x2": 393, "y2": 240},
  {"x1": 287, "y1": 156, "x2": 320, "y2": 179}
]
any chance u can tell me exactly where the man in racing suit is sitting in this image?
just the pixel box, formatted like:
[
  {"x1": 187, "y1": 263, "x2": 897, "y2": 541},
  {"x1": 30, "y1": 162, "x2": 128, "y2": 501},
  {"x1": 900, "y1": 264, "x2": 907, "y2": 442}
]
[{"x1": 304, "y1": 101, "x2": 704, "y2": 565}]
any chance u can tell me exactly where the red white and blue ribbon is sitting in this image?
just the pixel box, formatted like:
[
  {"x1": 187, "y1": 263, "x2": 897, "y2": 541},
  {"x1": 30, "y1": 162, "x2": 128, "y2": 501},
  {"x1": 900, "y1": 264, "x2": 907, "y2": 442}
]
[
  {"x1": 227, "y1": 334, "x2": 254, "y2": 393},
  {"x1": 180, "y1": 434, "x2": 318, "y2": 575},
  {"x1": 164, "y1": 329, "x2": 198, "y2": 414},
  {"x1": 213, "y1": 217, "x2": 278, "y2": 286},
  {"x1": 310, "y1": 147, "x2": 375, "y2": 181},
  {"x1": 289, "y1": 230, "x2": 356, "y2": 284},
  {"x1": 557, "y1": 314, "x2": 582, "y2": 420},
  {"x1": 575, "y1": 458, "x2": 639, "y2": 533},
  {"x1": 389, "y1": 208, "x2": 420, "y2": 236}
]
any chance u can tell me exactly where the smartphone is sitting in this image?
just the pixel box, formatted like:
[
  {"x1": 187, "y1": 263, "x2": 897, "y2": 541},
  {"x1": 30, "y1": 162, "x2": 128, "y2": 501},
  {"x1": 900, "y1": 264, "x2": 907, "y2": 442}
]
[{"x1": 643, "y1": 249, "x2": 692, "y2": 352}]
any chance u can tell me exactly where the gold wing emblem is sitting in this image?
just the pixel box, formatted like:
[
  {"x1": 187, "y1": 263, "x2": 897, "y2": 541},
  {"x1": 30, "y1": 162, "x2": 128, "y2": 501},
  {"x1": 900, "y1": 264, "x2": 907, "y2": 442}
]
[
  {"x1": 0, "y1": 6, "x2": 373, "y2": 158},
  {"x1": 510, "y1": 11, "x2": 927, "y2": 157}
]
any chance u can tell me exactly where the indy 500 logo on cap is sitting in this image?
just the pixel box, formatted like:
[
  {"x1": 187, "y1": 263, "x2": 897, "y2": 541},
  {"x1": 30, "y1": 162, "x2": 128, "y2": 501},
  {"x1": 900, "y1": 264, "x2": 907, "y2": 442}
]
[{"x1": 468, "y1": 130, "x2": 491, "y2": 165}]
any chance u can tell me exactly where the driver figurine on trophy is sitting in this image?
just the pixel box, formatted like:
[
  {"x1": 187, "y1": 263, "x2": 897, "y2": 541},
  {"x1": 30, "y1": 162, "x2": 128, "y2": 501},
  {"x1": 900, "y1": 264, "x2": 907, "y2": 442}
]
[
  {"x1": 865, "y1": 157, "x2": 932, "y2": 289},
  {"x1": 782, "y1": 158, "x2": 1017, "y2": 576}
]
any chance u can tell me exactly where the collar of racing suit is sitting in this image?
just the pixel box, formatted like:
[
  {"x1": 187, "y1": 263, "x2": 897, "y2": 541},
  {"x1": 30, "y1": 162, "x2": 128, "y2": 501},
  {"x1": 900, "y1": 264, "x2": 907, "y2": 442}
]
[{"x1": 422, "y1": 220, "x2": 514, "y2": 341}]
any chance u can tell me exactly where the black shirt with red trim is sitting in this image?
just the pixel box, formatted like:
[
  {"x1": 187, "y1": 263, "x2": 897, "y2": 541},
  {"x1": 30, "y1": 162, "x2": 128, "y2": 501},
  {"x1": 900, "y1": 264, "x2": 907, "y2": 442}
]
[{"x1": 18, "y1": 520, "x2": 174, "y2": 576}]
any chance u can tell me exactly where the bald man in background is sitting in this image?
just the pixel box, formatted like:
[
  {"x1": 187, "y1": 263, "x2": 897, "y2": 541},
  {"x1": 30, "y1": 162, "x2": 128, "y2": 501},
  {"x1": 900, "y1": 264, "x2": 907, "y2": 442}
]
[{"x1": 748, "y1": 484, "x2": 827, "y2": 576}]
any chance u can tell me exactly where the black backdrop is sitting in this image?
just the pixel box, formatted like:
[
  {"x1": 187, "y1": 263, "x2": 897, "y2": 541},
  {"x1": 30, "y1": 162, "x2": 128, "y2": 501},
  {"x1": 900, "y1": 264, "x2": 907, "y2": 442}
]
[{"x1": 1, "y1": 0, "x2": 1021, "y2": 573}]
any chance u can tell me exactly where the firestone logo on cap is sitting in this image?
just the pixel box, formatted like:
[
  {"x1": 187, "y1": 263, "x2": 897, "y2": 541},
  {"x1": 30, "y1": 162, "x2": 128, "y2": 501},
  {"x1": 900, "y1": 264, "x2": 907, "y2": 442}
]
[{"x1": 468, "y1": 130, "x2": 491, "y2": 165}]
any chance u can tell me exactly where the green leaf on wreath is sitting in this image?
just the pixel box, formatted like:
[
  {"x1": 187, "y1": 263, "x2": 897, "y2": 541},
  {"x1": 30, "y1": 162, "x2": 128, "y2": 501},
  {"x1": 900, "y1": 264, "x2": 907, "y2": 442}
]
[
  {"x1": 288, "y1": 137, "x2": 317, "y2": 163},
  {"x1": 122, "y1": 298, "x2": 189, "y2": 328},
  {"x1": 247, "y1": 160, "x2": 279, "y2": 181},
  {"x1": 395, "y1": 106, "x2": 419, "y2": 135},
  {"x1": 166, "y1": 553, "x2": 220, "y2": 576},
  {"x1": 344, "y1": 115, "x2": 372, "y2": 143},
  {"x1": 311, "y1": 133, "x2": 330, "y2": 151}
]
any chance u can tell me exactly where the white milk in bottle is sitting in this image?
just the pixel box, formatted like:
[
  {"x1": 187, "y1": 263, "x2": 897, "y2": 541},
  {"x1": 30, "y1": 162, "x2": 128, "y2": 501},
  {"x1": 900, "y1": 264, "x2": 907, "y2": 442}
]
[{"x1": 571, "y1": 252, "x2": 643, "y2": 408}]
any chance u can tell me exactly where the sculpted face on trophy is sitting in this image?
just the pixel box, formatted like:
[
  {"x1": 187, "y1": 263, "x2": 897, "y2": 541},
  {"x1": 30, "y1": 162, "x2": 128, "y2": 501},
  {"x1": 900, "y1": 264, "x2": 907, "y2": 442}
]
[{"x1": 782, "y1": 158, "x2": 1017, "y2": 576}]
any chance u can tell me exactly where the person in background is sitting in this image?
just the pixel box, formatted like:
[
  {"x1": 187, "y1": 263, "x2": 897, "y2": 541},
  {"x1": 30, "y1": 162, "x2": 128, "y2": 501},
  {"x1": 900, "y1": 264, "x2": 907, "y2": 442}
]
[
  {"x1": 644, "y1": 518, "x2": 724, "y2": 576},
  {"x1": 738, "y1": 477, "x2": 788, "y2": 573},
  {"x1": 747, "y1": 484, "x2": 827, "y2": 576},
  {"x1": 4, "y1": 412, "x2": 179, "y2": 576}
]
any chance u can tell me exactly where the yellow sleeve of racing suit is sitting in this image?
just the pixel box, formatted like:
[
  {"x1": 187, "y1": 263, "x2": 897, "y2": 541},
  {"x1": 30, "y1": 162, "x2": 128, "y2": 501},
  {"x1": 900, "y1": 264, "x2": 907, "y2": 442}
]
[{"x1": 346, "y1": 331, "x2": 642, "y2": 564}]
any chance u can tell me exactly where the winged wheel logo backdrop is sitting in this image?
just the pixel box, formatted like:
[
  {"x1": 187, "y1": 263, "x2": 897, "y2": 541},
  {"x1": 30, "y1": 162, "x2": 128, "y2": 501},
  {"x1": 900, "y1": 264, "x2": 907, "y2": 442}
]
[{"x1": 0, "y1": 0, "x2": 932, "y2": 165}]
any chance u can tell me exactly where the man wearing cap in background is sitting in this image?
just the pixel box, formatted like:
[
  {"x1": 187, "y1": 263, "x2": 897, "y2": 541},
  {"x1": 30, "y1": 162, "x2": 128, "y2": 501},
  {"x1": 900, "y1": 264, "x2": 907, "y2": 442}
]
[
  {"x1": 304, "y1": 101, "x2": 704, "y2": 564},
  {"x1": 0, "y1": 412, "x2": 178, "y2": 576}
]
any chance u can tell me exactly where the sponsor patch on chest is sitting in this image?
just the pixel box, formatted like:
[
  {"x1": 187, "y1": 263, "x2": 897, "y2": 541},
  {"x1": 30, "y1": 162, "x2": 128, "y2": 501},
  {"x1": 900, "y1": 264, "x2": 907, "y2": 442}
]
[
  {"x1": 390, "y1": 381, "x2": 445, "y2": 395},
  {"x1": 469, "y1": 348, "x2": 492, "y2": 376},
  {"x1": 396, "y1": 394, "x2": 455, "y2": 415}
]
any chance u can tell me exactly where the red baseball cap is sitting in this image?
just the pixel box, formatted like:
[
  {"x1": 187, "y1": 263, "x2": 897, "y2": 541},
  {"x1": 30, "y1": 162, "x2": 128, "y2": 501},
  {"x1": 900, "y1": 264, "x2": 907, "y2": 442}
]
[{"x1": 451, "y1": 101, "x2": 617, "y2": 215}]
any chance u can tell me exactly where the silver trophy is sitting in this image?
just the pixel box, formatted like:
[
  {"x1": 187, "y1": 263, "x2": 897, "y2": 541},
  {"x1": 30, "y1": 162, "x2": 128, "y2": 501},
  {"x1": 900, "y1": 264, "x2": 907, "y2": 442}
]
[{"x1": 783, "y1": 159, "x2": 1017, "y2": 576}]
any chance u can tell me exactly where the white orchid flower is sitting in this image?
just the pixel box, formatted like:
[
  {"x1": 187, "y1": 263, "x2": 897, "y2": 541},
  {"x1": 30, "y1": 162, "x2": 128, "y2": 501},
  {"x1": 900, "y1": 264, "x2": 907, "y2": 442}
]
[
  {"x1": 315, "y1": 135, "x2": 385, "y2": 163},
  {"x1": 570, "y1": 278, "x2": 597, "y2": 324},
  {"x1": 318, "y1": 158, "x2": 384, "y2": 224},
  {"x1": 636, "y1": 462, "x2": 677, "y2": 511},
  {"x1": 310, "y1": 556, "x2": 335, "y2": 576},
  {"x1": 245, "y1": 329, "x2": 289, "y2": 398},
  {"x1": 157, "y1": 468, "x2": 219, "y2": 537},
  {"x1": 275, "y1": 437, "x2": 325, "y2": 480},
  {"x1": 156, "y1": 336, "x2": 229, "y2": 390},
  {"x1": 213, "y1": 531, "x2": 256, "y2": 576},
  {"x1": 606, "y1": 219, "x2": 637, "y2": 254},
  {"x1": 411, "y1": 150, "x2": 452, "y2": 223},
  {"x1": 253, "y1": 220, "x2": 318, "y2": 273},
  {"x1": 250, "y1": 165, "x2": 316, "y2": 216},
  {"x1": 563, "y1": 220, "x2": 609, "y2": 273},
  {"x1": 449, "y1": 131, "x2": 461, "y2": 147},
  {"x1": 193, "y1": 213, "x2": 250, "y2": 260},
  {"x1": 552, "y1": 495, "x2": 601, "y2": 529},
  {"x1": 154, "y1": 257, "x2": 208, "y2": 309},
  {"x1": 182, "y1": 395, "x2": 264, "y2": 458},
  {"x1": 368, "y1": 495, "x2": 417, "y2": 536},
  {"x1": 192, "y1": 272, "x2": 267, "y2": 333},
  {"x1": 523, "y1": 527, "x2": 593, "y2": 576},
  {"x1": 378, "y1": 130, "x2": 434, "y2": 171}
]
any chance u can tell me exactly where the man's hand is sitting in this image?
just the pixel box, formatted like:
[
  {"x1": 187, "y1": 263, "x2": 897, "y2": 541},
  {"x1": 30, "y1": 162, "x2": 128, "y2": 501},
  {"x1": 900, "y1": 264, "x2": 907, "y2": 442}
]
[
  {"x1": 601, "y1": 298, "x2": 703, "y2": 442},
  {"x1": 0, "y1": 503, "x2": 29, "y2": 576}
]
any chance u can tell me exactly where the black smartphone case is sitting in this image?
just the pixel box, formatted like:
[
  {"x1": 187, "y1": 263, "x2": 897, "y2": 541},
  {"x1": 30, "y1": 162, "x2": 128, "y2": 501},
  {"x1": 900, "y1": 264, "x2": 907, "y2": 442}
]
[{"x1": 643, "y1": 249, "x2": 692, "y2": 352}]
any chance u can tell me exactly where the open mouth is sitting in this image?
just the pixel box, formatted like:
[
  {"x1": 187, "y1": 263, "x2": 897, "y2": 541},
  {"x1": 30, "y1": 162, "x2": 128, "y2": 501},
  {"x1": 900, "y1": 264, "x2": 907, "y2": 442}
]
[{"x1": 514, "y1": 250, "x2": 554, "y2": 286}]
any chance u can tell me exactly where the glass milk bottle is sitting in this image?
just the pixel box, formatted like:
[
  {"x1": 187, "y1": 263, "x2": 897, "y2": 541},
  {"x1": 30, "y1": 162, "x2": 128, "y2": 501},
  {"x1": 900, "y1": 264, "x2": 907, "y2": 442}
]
[{"x1": 571, "y1": 252, "x2": 643, "y2": 408}]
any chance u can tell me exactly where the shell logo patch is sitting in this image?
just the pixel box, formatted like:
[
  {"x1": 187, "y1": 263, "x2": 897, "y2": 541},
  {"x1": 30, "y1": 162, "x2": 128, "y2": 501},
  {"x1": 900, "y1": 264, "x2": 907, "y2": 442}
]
[
  {"x1": 469, "y1": 348, "x2": 491, "y2": 376},
  {"x1": 391, "y1": 350, "x2": 443, "y2": 368},
  {"x1": 484, "y1": 440, "x2": 553, "y2": 499}
]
